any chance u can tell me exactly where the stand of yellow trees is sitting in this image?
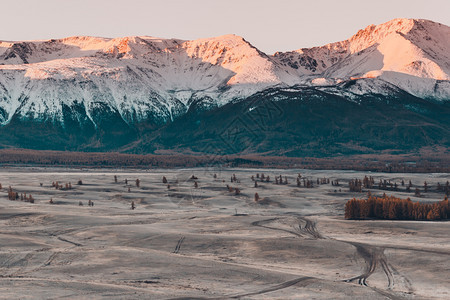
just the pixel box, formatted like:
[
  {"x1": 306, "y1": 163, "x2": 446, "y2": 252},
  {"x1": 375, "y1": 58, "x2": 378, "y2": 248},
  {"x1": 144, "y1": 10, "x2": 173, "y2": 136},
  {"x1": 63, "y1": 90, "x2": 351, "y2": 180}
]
[{"x1": 345, "y1": 194, "x2": 449, "y2": 220}]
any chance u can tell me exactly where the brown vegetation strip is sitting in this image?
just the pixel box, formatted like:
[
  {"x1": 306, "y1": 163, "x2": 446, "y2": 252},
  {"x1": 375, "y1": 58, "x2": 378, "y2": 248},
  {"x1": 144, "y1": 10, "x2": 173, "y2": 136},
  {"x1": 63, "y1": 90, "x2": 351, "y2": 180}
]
[
  {"x1": 0, "y1": 148, "x2": 449, "y2": 172},
  {"x1": 345, "y1": 194, "x2": 449, "y2": 220}
]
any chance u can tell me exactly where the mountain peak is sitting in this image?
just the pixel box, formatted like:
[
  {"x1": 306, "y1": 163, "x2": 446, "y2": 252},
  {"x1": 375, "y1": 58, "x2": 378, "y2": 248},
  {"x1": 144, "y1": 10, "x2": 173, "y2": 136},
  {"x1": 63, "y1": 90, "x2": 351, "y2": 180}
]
[
  {"x1": 347, "y1": 18, "x2": 448, "y2": 53},
  {"x1": 348, "y1": 18, "x2": 415, "y2": 51}
]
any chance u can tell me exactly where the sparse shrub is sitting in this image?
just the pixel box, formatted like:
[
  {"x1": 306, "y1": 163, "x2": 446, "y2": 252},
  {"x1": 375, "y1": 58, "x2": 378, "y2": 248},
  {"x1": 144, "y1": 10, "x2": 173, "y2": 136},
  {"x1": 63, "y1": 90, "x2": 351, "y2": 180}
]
[
  {"x1": 415, "y1": 188, "x2": 421, "y2": 197},
  {"x1": 8, "y1": 186, "x2": 17, "y2": 200},
  {"x1": 349, "y1": 179, "x2": 363, "y2": 192},
  {"x1": 254, "y1": 193, "x2": 260, "y2": 202},
  {"x1": 163, "y1": 176, "x2": 168, "y2": 184}
]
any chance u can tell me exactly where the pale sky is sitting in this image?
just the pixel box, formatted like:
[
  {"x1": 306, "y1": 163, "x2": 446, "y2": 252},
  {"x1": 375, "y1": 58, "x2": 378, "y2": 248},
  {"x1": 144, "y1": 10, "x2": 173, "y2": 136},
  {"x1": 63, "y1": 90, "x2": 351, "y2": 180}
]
[{"x1": 1, "y1": 0, "x2": 449, "y2": 54}]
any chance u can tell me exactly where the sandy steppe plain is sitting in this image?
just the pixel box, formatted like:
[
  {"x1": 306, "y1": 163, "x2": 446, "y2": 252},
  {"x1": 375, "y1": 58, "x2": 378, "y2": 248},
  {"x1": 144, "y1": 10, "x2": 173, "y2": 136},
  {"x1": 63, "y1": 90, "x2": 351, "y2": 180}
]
[{"x1": 0, "y1": 168, "x2": 449, "y2": 299}]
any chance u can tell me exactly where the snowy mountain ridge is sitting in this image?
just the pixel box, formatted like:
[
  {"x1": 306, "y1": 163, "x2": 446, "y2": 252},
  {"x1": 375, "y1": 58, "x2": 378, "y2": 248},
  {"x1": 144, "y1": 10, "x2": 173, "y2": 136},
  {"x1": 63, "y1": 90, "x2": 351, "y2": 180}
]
[{"x1": 0, "y1": 18, "x2": 449, "y2": 127}]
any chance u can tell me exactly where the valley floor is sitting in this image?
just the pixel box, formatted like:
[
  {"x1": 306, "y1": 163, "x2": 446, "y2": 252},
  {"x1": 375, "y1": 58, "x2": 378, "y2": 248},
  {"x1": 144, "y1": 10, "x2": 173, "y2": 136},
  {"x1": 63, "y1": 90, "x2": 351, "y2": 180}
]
[{"x1": 0, "y1": 168, "x2": 449, "y2": 299}]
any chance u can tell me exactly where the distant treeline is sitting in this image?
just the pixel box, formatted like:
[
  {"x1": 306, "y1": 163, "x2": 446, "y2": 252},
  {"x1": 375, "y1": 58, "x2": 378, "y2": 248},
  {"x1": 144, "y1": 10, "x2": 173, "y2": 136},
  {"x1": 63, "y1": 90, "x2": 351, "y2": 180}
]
[
  {"x1": 345, "y1": 194, "x2": 449, "y2": 221},
  {"x1": 0, "y1": 149, "x2": 449, "y2": 173}
]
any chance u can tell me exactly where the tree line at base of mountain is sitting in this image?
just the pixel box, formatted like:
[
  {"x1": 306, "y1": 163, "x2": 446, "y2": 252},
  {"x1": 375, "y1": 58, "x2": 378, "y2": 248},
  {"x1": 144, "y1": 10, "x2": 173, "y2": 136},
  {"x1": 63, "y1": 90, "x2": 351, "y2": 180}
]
[
  {"x1": 345, "y1": 194, "x2": 449, "y2": 221},
  {"x1": 0, "y1": 149, "x2": 449, "y2": 173}
]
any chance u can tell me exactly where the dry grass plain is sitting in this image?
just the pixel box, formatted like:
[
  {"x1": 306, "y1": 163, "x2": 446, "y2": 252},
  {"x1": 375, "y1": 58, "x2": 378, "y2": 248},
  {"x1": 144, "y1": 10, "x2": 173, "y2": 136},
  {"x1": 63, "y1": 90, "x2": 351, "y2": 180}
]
[{"x1": 0, "y1": 167, "x2": 449, "y2": 299}]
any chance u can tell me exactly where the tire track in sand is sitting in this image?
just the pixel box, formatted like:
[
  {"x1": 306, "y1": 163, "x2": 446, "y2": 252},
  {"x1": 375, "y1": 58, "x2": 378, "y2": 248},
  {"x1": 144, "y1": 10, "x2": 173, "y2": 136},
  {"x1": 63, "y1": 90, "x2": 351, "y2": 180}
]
[
  {"x1": 251, "y1": 216, "x2": 413, "y2": 299},
  {"x1": 173, "y1": 236, "x2": 185, "y2": 254}
]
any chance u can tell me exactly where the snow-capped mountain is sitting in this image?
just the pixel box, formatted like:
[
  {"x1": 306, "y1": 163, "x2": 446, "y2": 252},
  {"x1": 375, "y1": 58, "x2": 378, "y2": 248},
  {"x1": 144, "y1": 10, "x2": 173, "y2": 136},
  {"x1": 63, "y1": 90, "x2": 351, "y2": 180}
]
[
  {"x1": 0, "y1": 18, "x2": 449, "y2": 154},
  {"x1": 275, "y1": 18, "x2": 450, "y2": 98},
  {"x1": 0, "y1": 34, "x2": 288, "y2": 126}
]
